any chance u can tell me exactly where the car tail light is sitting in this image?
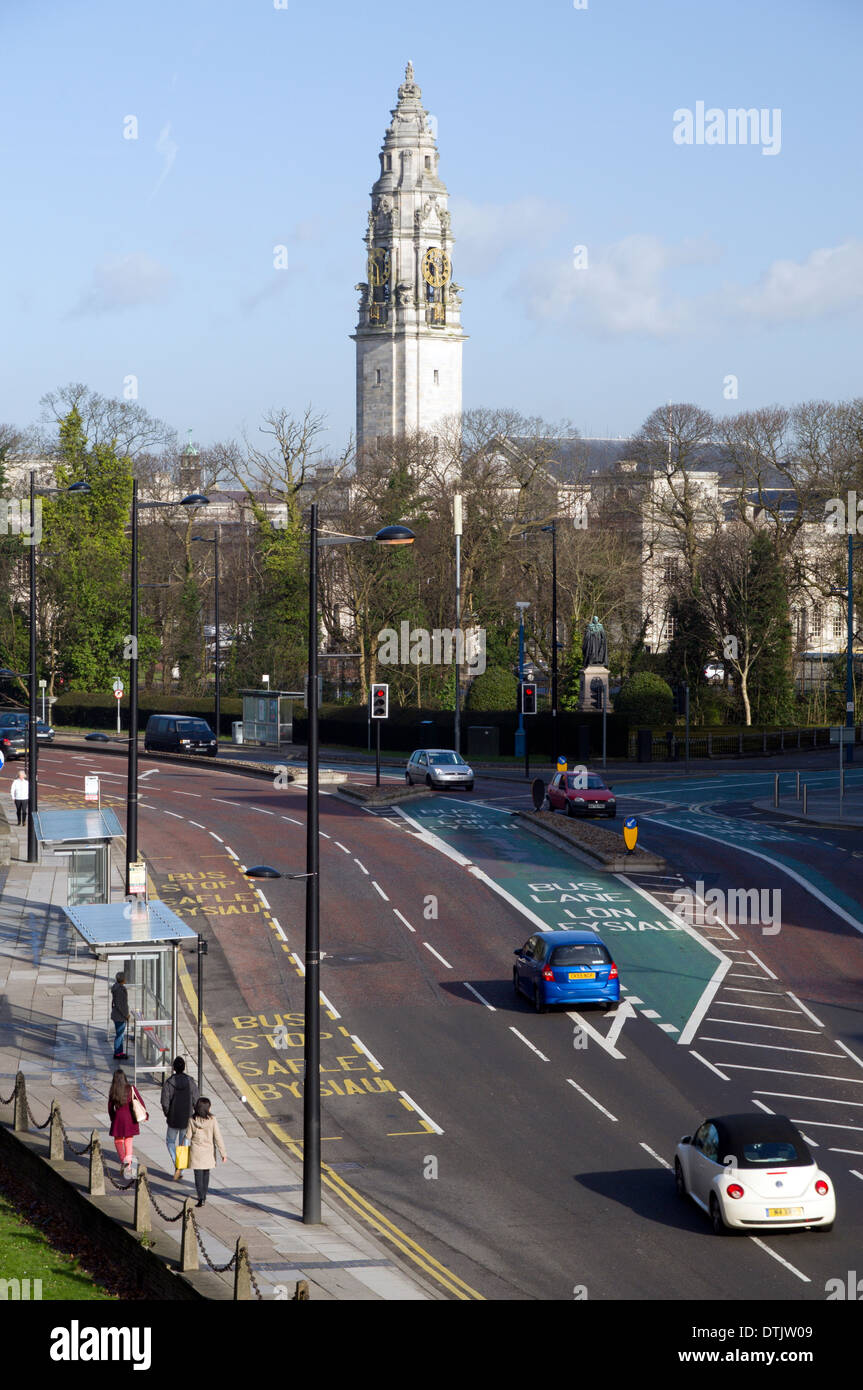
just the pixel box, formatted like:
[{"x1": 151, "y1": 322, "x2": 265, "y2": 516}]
[
  {"x1": 608, "y1": 963, "x2": 618, "y2": 979},
  {"x1": 542, "y1": 966, "x2": 554, "y2": 981},
  {"x1": 726, "y1": 1184, "x2": 744, "y2": 1200},
  {"x1": 815, "y1": 1179, "x2": 829, "y2": 1196}
]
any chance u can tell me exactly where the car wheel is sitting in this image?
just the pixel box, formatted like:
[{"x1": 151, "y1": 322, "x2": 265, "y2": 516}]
[
  {"x1": 566, "y1": 800, "x2": 576, "y2": 817},
  {"x1": 513, "y1": 968, "x2": 521, "y2": 998},
  {"x1": 534, "y1": 985, "x2": 547, "y2": 1014},
  {"x1": 815, "y1": 1223, "x2": 834, "y2": 1233},
  {"x1": 709, "y1": 1194, "x2": 728, "y2": 1235},
  {"x1": 405, "y1": 772, "x2": 411, "y2": 785},
  {"x1": 604, "y1": 1000, "x2": 617, "y2": 1013},
  {"x1": 607, "y1": 809, "x2": 617, "y2": 818},
  {"x1": 425, "y1": 774, "x2": 433, "y2": 787},
  {"x1": 674, "y1": 1158, "x2": 687, "y2": 1200},
  {"x1": 465, "y1": 782, "x2": 474, "y2": 791}
]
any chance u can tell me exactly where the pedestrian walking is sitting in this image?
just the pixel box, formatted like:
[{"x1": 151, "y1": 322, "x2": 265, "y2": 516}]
[
  {"x1": 110, "y1": 971, "x2": 130, "y2": 1059},
  {"x1": 160, "y1": 1056, "x2": 198, "y2": 1178},
  {"x1": 108, "y1": 1069, "x2": 147, "y2": 1179},
  {"x1": 11, "y1": 770, "x2": 28, "y2": 825},
  {"x1": 184, "y1": 1098, "x2": 227, "y2": 1207}
]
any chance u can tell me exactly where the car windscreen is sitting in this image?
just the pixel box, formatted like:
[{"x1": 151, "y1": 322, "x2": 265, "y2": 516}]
[
  {"x1": 0, "y1": 714, "x2": 27, "y2": 726},
  {"x1": 176, "y1": 720, "x2": 213, "y2": 737},
  {"x1": 566, "y1": 775, "x2": 606, "y2": 790},
  {"x1": 550, "y1": 944, "x2": 611, "y2": 966},
  {"x1": 428, "y1": 752, "x2": 462, "y2": 765},
  {"x1": 741, "y1": 1140, "x2": 801, "y2": 1165}
]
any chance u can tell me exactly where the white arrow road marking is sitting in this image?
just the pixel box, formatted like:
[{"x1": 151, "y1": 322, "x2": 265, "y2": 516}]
[
  {"x1": 566, "y1": 1010, "x2": 626, "y2": 1061},
  {"x1": 139, "y1": 769, "x2": 159, "y2": 778},
  {"x1": 604, "y1": 998, "x2": 638, "y2": 1050}
]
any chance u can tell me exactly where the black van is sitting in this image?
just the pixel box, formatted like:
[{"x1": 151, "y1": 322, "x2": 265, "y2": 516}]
[{"x1": 144, "y1": 714, "x2": 218, "y2": 756}]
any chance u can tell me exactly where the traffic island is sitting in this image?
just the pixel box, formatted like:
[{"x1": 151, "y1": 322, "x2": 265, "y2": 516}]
[
  {"x1": 339, "y1": 783, "x2": 433, "y2": 807},
  {"x1": 515, "y1": 810, "x2": 667, "y2": 871}
]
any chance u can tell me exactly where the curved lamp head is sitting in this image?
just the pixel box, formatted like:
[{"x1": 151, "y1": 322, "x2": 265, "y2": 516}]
[
  {"x1": 180, "y1": 493, "x2": 210, "y2": 507},
  {"x1": 374, "y1": 523, "x2": 415, "y2": 546},
  {"x1": 191, "y1": 535, "x2": 212, "y2": 543},
  {"x1": 244, "y1": 865, "x2": 281, "y2": 880},
  {"x1": 67, "y1": 481, "x2": 92, "y2": 495}
]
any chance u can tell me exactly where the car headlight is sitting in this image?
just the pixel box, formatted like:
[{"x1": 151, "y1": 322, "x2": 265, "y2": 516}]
[
  {"x1": 572, "y1": 797, "x2": 585, "y2": 804},
  {"x1": 608, "y1": 797, "x2": 616, "y2": 804}
]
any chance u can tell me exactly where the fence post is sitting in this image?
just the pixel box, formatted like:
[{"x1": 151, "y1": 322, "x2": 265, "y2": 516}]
[
  {"x1": 89, "y1": 1133, "x2": 105, "y2": 1196},
  {"x1": 49, "y1": 1100, "x2": 63, "y2": 1161},
  {"x1": 293, "y1": 1279, "x2": 310, "y2": 1300},
  {"x1": 780, "y1": 729, "x2": 785, "y2": 752},
  {"x1": 180, "y1": 1199, "x2": 198, "y2": 1271},
  {"x1": 797, "y1": 728, "x2": 801, "y2": 749},
  {"x1": 774, "y1": 774, "x2": 779, "y2": 808},
  {"x1": 233, "y1": 1239, "x2": 251, "y2": 1300},
  {"x1": 796, "y1": 771, "x2": 800, "y2": 799},
  {"x1": 13, "y1": 1072, "x2": 27, "y2": 1132},
  {"x1": 762, "y1": 730, "x2": 767, "y2": 754},
  {"x1": 803, "y1": 785, "x2": 808, "y2": 815},
  {"x1": 134, "y1": 1165, "x2": 151, "y2": 1233},
  {"x1": 707, "y1": 733, "x2": 713, "y2": 758},
  {"x1": 813, "y1": 728, "x2": 817, "y2": 748},
  {"x1": 738, "y1": 731, "x2": 743, "y2": 756}
]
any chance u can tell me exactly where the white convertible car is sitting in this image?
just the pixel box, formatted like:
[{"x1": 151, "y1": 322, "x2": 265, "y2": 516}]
[{"x1": 674, "y1": 1113, "x2": 835, "y2": 1235}]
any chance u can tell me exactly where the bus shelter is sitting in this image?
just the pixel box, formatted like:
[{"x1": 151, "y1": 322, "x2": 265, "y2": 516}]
[
  {"x1": 63, "y1": 900, "x2": 198, "y2": 1085},
  {"x1": 33, "y1": 807, "x2": 124, "y2": 906},
  {"x1": 239, "y1": 688, "x2": 303, "y2": 748}
]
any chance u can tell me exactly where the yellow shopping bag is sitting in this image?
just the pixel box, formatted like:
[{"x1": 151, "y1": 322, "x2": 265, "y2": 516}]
[{"x1": 175, "y1": 1145, "x2": 189, "y2": 1171}]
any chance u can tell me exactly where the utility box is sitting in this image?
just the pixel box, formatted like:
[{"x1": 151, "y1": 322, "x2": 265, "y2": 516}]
[
  {"x1": 637, "y1": 728, "x2": 653, "y2": 763},
  {"x1": 467, "y1": 725, "x2": 499, "y2": 758}
]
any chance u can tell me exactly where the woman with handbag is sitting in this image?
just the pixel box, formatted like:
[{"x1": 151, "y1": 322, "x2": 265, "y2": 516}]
[
  {"x1": 108, "y1": 1068, "x2": 148, "y2": 1178},
  {"x1": 184, "y1": 1098, "x2": 227, "y2": 1207}
]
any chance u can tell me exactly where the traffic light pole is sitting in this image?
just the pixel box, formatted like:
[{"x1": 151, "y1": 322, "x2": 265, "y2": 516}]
[
  {"x1": 685, "y1": 683, "x2": 690, "y2": 776},
  {"x1": 376, "y1": 720, "x2": 381, "y2": 787},
  {"x1": 525, "y1": 725, "x2": 529, "y2": 781},
  {"x1": 602, "y1": 686, "x2": 607, "y2": 770}
]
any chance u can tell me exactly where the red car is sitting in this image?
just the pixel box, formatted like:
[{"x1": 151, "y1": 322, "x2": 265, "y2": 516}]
[{"x1": 546, "y1": 771, "x2": 617, "y2": 818}]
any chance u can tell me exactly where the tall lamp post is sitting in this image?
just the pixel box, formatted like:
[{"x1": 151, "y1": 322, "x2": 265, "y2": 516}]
[
  {"x1": 514, "y1": 601, "x2": 530, "y2": 758},
  {"x1": 831, "y1": 533, "x2": 859, "y2": 764},
  {"x1": 23, "y1": 474, "x2": 91, "y2": 862},
  {"x1": 453, "y1": 494, "x2": 463, "y2": 756},
  {"x1": 246, "y1": 509, "x2": 414, "y2": 1225},
  {"x1": 125, "y1": 483, "x2": 210, "y2": 893},
  {"x1": 540, "y1": 521, "x2": 558, "y2": 748},
  {"x1": 192, "y1": 526, "x2": 221, "y2": 745}
]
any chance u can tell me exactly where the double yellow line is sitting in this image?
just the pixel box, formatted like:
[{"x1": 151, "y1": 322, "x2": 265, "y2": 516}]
[{"x1": 176, "y1": 952, "x2": 483, "y2": 1301}]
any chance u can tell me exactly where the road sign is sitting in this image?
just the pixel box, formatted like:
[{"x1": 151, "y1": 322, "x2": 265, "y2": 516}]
[
  {"x1": 0, "y1": 750, "x2": 5, "y2": 772},
  {"x1": 39, "y1": 679, "x2": 46, "y2": 688},
  {"x1": 127, "y1": 861, "x2": 147, "y2": 897},
  {"x1": 531, "y1": 777, "x2": 546, "y2": 811},
  {"x1": 114, "y1": 689, "x2": 123, "y2": 700},
  {"x1": 623, "y1": 816, "x2": 638, "y2": 853},
  {"x1": 112, "y1": 677, "x2": 124, "y2": 693},
  {"x1": 84, "y1": 776, "x2": 99, "y2": 803},
  {"x1": 556, "y1": 755, "x2": 567, "y2": 773}
]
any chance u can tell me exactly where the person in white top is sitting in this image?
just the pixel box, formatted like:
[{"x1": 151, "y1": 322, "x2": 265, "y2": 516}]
[{"x1": 11, "y1": 769, "x2": 29, "y2": 825}]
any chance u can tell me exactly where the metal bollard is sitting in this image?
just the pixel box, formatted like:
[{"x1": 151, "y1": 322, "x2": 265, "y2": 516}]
[
  {"x1": 134, "y1": 1164, "x2": 151, "y2": 1233},
  {"x1": 13, "y1": 1072, "x2": 27, "y2": 1132},
  {"x1": 803, "y1": 785, "x2": 808, "y2": 815},
  {"x1": 49, "y1": 1100, "x2": 63, "y2": 1161},
  {"x1": 796, "y1": 771, "x2": 800, "y2": 799},
  {"x1": 774, "y1": 773, "x2": 779, "y2": 808},
  {"x1": 180, "y1": 1199, "x2": 198, "y2": 1271},
  {"x1": 89, "y1": 1132, "x2": 105, "y2": 1195},
  {"x1": 233, "y1": 1239, "x2": 251, "y2": 1300}
]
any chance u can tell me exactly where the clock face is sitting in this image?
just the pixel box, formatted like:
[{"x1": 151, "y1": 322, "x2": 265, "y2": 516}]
[
  {"x1": 368, "y1": 247, "x2": 390, "y2": 287},
  {"x1": 422, "y1": 247, "x2": 451, "y2": 288}
]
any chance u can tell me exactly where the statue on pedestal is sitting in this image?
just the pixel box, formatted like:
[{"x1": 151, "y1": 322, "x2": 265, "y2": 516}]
[{"x1": 582, "y1": 615, "x2": 608, "y2": 668}]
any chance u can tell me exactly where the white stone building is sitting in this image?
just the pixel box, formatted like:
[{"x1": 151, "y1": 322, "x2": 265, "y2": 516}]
[{"x1": 352, "y1": 63, "x2": 466, "y2": 455}]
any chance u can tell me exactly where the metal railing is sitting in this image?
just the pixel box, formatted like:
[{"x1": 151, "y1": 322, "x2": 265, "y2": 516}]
[{"x1": 627, "y1": 725, "x2": 855, "y2": 761}]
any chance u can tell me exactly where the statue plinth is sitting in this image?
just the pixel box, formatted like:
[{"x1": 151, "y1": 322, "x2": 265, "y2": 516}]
[{"x1": 578, "y1": 666, "x2": 611, "y2": 713}]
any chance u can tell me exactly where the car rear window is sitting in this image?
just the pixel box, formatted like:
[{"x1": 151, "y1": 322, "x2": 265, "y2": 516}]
[
  {"x1": 550, "y1": 944, "x2": 611, "y2": 966},
  {"x1": 741, "y1": 1140, "x2": 800, "y2": 1164},
  {"x1": 176, "y1": 720, "x2": 213, "y2": 737},
  {"x1": 565, "y1": 774, "x2": 607, "y2": 790}
]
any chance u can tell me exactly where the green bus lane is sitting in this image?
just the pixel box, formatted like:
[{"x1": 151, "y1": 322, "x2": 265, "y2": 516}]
[{"x1": 404, "y1": 799, "x2": 727, "y2": 1040}]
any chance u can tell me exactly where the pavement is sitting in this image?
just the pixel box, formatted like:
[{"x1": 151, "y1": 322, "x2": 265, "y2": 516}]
[
  {"x1": 751, "y1": 787, "x2": 863, "y2": 828},
  {"x1": 0, "y1": 812, "x2": 431, "y2": 1301}
]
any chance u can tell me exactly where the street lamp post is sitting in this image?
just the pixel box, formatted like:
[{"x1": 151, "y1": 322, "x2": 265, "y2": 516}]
[
  {"x1": 541, "y1": 521, "x2": 558, "y2": 760},
  {"x1": 247, "y1": 512, "x2": 414, "y2": 1225},
  {"x1": 192, "y1": 526, "x2": 221, "y2": 745},
  {"x1": 453, "y1": 495, "x2": 463, "y2": 756},
  {"x1": 25, "y1": 474, "x2": 91, "y2": 862},
  {"x1": 126, "y1": 484, "x2": 210, "y2": 893},
  {"x1": 514, "y1": 601, "x2": 530, "y2": 758},
  {"x1": 846, "y1": 533, "x2": 855, "y2": 764}
]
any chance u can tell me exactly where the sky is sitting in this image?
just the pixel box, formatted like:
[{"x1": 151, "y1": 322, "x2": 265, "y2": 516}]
[{"x1": 2, "y1": 0, "x2": 861, "y2": 457}]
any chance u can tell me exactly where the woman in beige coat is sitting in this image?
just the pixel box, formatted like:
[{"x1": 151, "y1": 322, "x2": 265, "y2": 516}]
[{"x1": 184, "y1": 1097, "x2": 227, "y2": 1207}]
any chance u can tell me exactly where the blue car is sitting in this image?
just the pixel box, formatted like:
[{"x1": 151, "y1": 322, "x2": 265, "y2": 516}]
[{"x1": 513, "y1": 930, "x2": 620, "y2": 1013}]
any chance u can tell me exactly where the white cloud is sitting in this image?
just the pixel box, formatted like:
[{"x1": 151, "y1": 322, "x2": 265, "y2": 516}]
[
  {"x1": 69, "y1": 253, "x2": 174, "y2": 316},
  {"x1": 518, "y1": 234, "x2": 719, "y2": 336},
  {"x1": 448, "y1": 196, "x2": 567, "y2": 275},
  {"x1": 150, "y1": 121, "x2": 179, "y2": 199},
  {"x1": 733, "y1": 240, "x2": 863, "y2": 322}
]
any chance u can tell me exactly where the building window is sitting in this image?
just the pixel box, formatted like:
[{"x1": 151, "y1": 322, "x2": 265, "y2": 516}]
[
  {"x1": 433, "y1": 369, "x2": 439, "y2": 385},
  {"x1": 663, "y1": 555, "x2": 679, "y2": 586},
  {"x1": 811, "y1": 606, "x2": 823, "y2": 639},
  {"x1": 833, "y1": 612, "x2": 843, "y2": 639},
  {"x1": 375, "y1": 369, "x2": 382, "y2": 386},
  {"x1": 385, "y1": 154, "x2": 392, "y2": 171},
  {"x1": 666, "y1": 611, "x2": 675, "y2": 641},
  {"x1": 424, "y1": 156, "x2": 431, "y2": 169}
]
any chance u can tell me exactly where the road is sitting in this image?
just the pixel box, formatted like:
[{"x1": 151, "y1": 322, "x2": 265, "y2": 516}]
[{"x1": 29, "y1": 745, "x2": 863, "y2": 1302}]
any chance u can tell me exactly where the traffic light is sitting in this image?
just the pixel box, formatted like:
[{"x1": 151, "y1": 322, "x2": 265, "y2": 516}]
[
  {"x1": 590, "y1": 679, "x2": 604, "y2": 710},
  {"x1": 370, "y1": 683, "x2": 389, "y2": 719},
  {"x1": 673, "y1": 683, "x2": 688, "y2": 716},
  {"x1": 521, "y1": 682, "x2": 537, "y2": 715}
]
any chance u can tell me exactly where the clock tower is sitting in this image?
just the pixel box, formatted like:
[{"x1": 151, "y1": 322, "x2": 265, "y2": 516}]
[{"x1": 352, "y1": 63, "x2": 466, "y2": 456}]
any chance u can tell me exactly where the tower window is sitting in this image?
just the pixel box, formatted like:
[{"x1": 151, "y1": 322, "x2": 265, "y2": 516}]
[
  {"x1": 433, "y1": 370, "x2": 439, "y2": 385},
  {"x1": 385, "y1": 154, "x2": 392, "y2": 171},
  {"x1": 376, "y1": 369, "x2": 382, "y2": 386},
  {"x1": 424, "y1": 156, "x2": 431, "y2": 169}
]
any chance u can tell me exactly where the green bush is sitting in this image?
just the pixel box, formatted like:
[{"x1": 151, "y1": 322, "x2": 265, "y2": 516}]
[
  {"x1": 615, "y1": 672, "x2": 674, "y2": 726},
  {"x1": 53, "y1": 692, "x2": 242, "y2": 737},
  {"x1": 465, "y1": 666, "x2": 519, "y2": 713}
]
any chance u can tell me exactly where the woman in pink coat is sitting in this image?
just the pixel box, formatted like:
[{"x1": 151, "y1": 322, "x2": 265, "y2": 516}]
[{"x1": 108, "y1": 1068, "x2": 146, "y2": 1178}]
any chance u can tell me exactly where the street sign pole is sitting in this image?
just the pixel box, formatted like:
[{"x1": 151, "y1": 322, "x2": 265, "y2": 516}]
[{"x1": 376, "y1": 720, "x2": 381, "y2": 788}]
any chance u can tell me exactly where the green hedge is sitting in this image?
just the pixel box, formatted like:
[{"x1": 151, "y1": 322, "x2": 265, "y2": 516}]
[{"x1": 53, "y1": 692, "x2": 242, "y2": 738}]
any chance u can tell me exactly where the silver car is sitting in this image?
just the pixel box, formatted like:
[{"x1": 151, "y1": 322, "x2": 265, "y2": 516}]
[{"x1": 405, "y1": 748, "x2": 474, "y2": 791}]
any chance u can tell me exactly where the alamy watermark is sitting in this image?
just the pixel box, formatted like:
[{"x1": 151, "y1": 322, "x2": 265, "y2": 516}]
[
  {"x1": 673, "y1": 880, "x2": 781, "y2": 935},
  {"x1": 0, "y1": 498, "x2": 42, "y2": 545},
  {"x1": 377, "y1": 621, "x2": 486, "y2": 675},
  {"x1": 673, "y1": 102, "x2": 781, "y2": 156},
  {"x1": 824, "y1": 493, "x2": 863, "y2": 534}
]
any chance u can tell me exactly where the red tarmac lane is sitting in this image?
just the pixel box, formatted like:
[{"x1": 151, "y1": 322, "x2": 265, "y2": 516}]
[{"x1": 30, "y1": 748, "x2": 863, "y2": 1306}]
